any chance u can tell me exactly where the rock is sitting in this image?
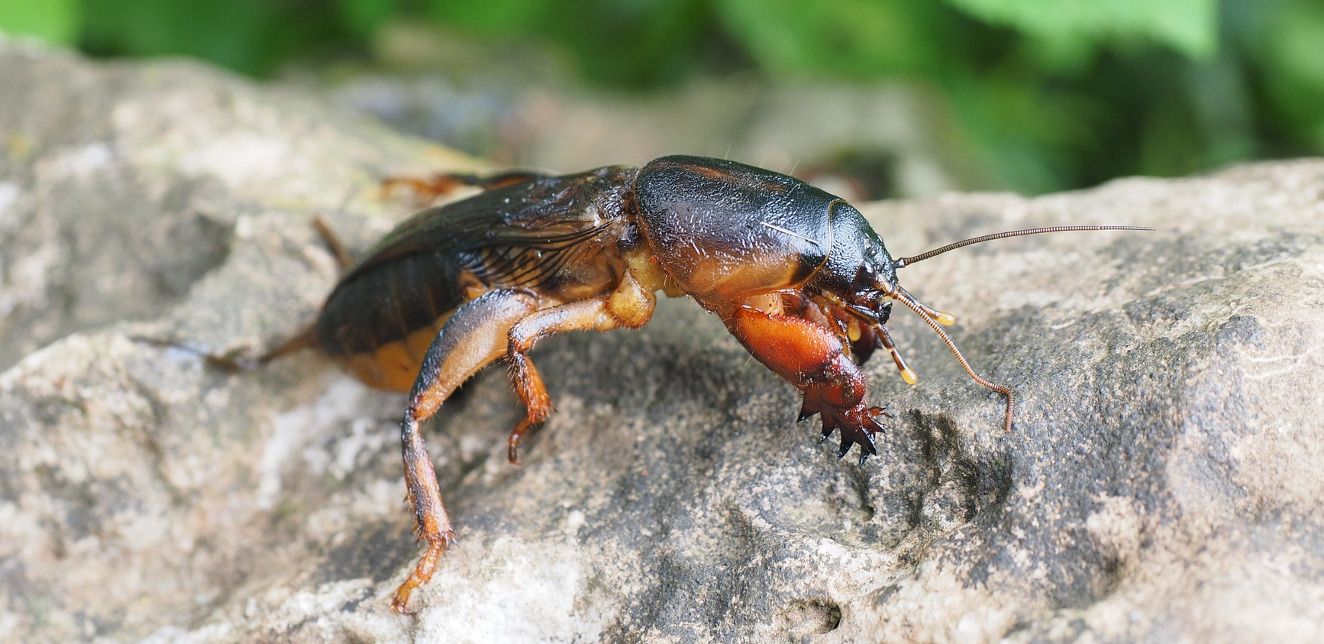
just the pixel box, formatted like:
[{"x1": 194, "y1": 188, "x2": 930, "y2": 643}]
[{"x1": 2, "y1": 41, "x2": 1323, "y2": 643}]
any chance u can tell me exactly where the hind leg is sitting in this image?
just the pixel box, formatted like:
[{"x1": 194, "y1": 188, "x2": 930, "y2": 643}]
[{"x1": 391, "y1": 289, "x2": 542, "y2": 614}]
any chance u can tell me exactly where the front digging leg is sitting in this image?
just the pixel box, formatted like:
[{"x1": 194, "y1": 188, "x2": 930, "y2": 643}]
[{"x1": 729, "y1": 304, "x2": 891, "y2": 465}]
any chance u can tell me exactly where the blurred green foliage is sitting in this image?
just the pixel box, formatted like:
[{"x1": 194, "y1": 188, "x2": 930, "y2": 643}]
[
  {"x1": 0, "y1": 0, "x2": 1320, "y2": 193},
  {"x1": 0, "y1": 0, "x2": 77, "y2": 44}
]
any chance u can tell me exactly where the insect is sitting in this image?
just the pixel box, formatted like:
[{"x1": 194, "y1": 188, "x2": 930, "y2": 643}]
[{"x1": 265, "y1": 155, "x2": 1147, "y2": 613}]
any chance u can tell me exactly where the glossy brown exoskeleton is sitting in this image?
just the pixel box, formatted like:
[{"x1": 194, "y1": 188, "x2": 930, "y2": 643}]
[{"x1": 274, "y1": 155, "x2": 1146, "y2": 613}]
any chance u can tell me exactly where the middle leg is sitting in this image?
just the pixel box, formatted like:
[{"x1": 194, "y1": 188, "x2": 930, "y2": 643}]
[{"x1": 503, "y1": 272, "x2": 657, "y2": 463}]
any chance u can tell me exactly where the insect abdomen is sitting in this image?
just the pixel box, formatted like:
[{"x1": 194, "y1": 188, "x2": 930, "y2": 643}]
[{"x1": 316, "y1": 251, "x2": 466, "y2": 392}]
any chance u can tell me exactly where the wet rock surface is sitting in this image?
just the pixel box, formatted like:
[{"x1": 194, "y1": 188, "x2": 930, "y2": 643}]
[{"x1": 2, "y1": 43, "x2": 1323, "y2": 643}]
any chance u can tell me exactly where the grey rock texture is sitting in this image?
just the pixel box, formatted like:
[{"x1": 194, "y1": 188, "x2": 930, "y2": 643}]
[{"x1": 3, "y1": 42, "x2": 1324, "y2": 643}]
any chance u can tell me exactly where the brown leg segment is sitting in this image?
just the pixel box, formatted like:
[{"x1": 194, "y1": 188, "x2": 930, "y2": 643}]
[
  {"x1": 503, "y1": 272, "x2": 657, "y2": 464},
  {"x1": 391, "y1": 271, "x2": 656, "y2": 613},
  {"x1": 391, "y1": 289, "x2": 542, "y2": 614},
  {"x1": 310, "y1": 214, "x2": 354, "y2": 271},
  {"x1": 380, "y1": 171, "x2": 548, "y2": 203},
  {"x1": 729, "y1": 303, "x2": 890, "y2": 464}
]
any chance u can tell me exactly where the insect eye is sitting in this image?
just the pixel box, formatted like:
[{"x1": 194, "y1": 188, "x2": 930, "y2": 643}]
[{"x1": 851, "y1": 262, "x2": 878, "y2": 291}]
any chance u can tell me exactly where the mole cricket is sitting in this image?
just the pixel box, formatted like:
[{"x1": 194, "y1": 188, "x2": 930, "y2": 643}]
[{"x1": 258, "y1": 155, "x2": 1149, "y2": 613}]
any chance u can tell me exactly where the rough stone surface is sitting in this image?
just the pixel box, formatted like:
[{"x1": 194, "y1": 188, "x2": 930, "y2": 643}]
[{"x1": 3, "y1": 42, "x2": 1324, "y2": 643}]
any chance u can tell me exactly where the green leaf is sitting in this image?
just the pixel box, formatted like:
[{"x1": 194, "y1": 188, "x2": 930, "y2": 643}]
[
  {"x1": 716, "y1": 0, "x2": 945, "y2": 78},
  {"x1": 942, "y1": 72, "x2": 1098, "y2": 192},
  {"x1": 943, "y1": 0, "x2": 1218, "y2": 60},
  {"x1": 550, "y1": 0, "x2": 713, "y2": 86},
  {"x1": 1247, "y1": 1, "x2": 1324, "y2": 147},
  {"x1": 80, "y1": 0, "x2": 277, "y2": 75},
  {"x1": 0, "y1": 0, "x2": 78, "y2": 44},
  {"x1": 425, "y1": 0, "x2": 553, "y2": 35},
  {"x1": 336, "y1": 0, "x2": 400, "y2": 38}
]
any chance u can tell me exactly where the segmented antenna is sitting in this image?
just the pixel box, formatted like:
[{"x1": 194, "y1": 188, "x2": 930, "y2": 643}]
[
  {"x1": 886, "y1": 224, "x2": 1153, "y2": 432},
  {"x1": 894, "y1": 225, "x2": 1154, "y2": 269}
]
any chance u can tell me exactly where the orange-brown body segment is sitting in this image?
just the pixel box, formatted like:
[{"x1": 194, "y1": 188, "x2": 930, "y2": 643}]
[{"x1": 343, "y1": 320, "x2": 444, "y2": 392}]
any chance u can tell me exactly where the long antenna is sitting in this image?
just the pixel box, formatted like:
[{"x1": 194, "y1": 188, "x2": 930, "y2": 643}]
[
  {"x1": 884, "y1": 224, "x2": 1151, "y2": 431},
  {"x1": 889, "y1": 285, "x2": 1014, "y2": 432},
  {"x1": 894, "y1": 225, "x2": 1153, "y2": 269}
]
